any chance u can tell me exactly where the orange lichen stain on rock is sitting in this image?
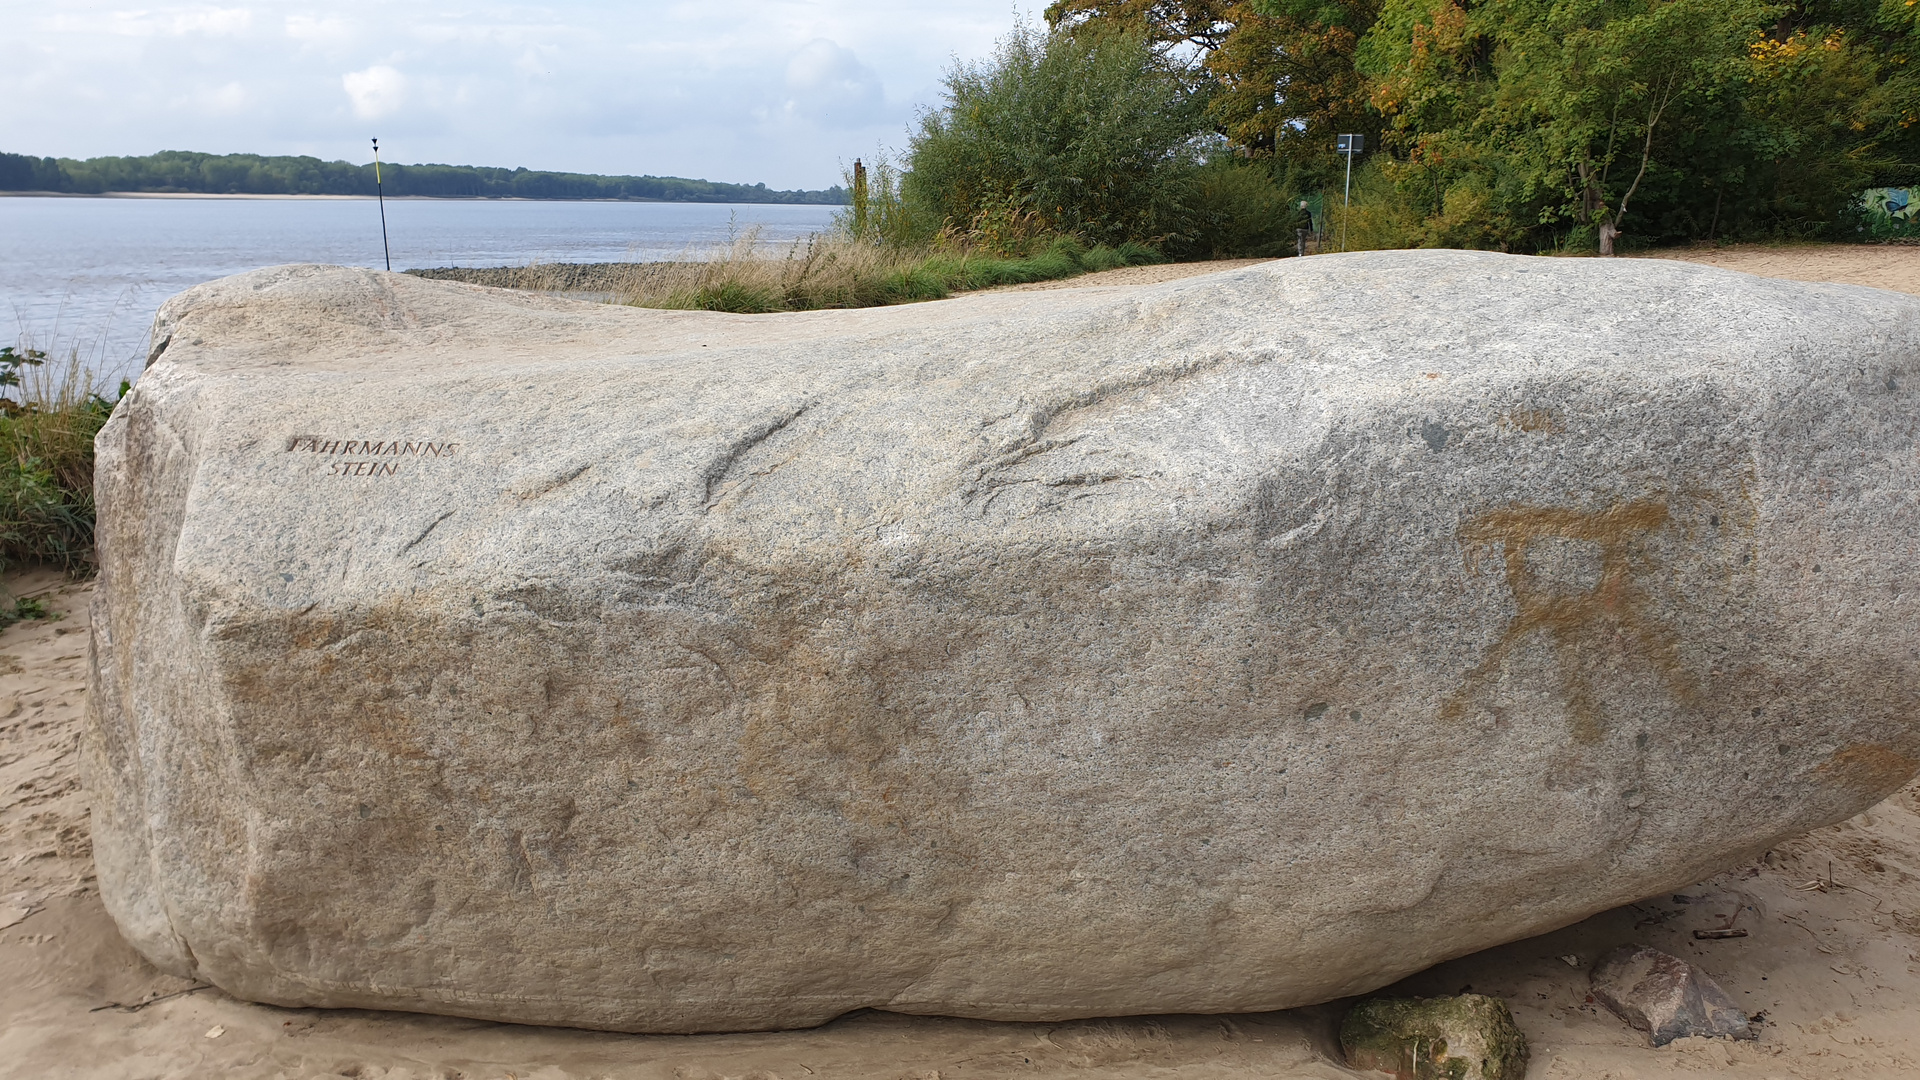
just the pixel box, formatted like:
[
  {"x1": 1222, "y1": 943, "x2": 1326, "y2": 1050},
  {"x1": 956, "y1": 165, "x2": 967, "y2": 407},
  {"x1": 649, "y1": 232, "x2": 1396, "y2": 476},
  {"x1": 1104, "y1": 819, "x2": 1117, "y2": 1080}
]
[
  {"x1": 1499, "y1": 408, "x2": 1563, "y2": 434},
  {"x1": 1815, "y1": 744, "x2": 1920, "y2": 799},
  {"x1": 1442, "y1": 500, "x2": 1692, "y2": 743}
]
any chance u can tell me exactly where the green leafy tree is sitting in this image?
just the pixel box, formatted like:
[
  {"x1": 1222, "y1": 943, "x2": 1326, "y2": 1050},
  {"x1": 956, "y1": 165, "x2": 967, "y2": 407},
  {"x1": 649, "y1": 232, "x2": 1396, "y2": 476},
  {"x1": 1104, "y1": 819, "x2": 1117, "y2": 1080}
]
[
  {"x1": 1737, "y1": 25, "x2": 1887, "y2": 236},
  {"x1": 1515, "y1": 0, "x2": 1775, "y2": 252},
  {"x1": 904, "y1": 22, "x2": 1212, "y2": 249},
  {"x1": 1048, "y1": 0, "x2": 1379, "y2": 174},
  {"x1": 1359, "y1": 0, "x2": 1794, "y2": 251}
]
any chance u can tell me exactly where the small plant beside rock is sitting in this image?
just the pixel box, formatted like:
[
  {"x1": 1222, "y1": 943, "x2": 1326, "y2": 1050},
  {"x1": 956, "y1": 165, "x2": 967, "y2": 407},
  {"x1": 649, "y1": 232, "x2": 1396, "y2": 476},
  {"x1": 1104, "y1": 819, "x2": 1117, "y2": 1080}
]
[
  {"x1": 1340, "y1": 994, "x2": 1529, "y2": 1080},
  {"x1": 0, "y1": 594, "x2": 50, "y2": 630},
  {"x1": 0, "y1": 343, "x2": 123, "y2": 575}
]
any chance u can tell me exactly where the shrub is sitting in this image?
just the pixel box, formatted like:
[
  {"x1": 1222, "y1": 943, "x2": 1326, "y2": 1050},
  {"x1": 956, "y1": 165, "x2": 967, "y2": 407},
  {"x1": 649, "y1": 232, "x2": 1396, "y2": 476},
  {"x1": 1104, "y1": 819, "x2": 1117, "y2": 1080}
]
[
  {"x1": 904, "y1": 22, "x2": 1210, "y2": 251},
  {"x1": 1170, "y1": 159, "x2": 1308, "y2": 260},
  {"x1": 0, "y1": 344, "x2": 121, "y2": 575},
  {"x1": 836, "y1": 152, "x2": 936, "y2": 249}
]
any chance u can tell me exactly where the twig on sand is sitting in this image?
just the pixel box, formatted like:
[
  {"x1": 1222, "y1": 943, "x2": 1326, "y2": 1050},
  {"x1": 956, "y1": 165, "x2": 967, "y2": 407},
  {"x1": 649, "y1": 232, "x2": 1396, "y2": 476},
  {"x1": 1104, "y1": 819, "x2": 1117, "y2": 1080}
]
[
  {"x1": 89, "y1": 984, "x2": 213, "y2": 1013},
  {"x1": 1694, "y1": 903, "x2": 1749, "y2": 939},
  {"x1": 1797, "y1": 860, "x2": 1844, "y2": 892}
]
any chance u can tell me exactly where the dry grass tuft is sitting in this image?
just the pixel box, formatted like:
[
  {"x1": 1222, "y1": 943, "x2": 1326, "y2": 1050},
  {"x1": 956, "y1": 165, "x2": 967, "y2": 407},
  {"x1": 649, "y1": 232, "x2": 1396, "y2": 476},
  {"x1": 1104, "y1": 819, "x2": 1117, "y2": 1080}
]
[
  {"x1": 0, "y1": 342, "x2": 120, "y2": 575},
  {"x1": 409, "y1": 228, "x2": 1162, "y2": 314}
]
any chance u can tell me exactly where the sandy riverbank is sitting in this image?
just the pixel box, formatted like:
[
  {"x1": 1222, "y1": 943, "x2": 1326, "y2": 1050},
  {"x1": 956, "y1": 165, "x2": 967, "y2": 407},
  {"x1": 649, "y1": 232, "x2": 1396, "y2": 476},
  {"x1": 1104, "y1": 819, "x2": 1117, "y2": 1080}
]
[{"x1": 5, "y1": 243, "x2": 1920, "y2": 1079}]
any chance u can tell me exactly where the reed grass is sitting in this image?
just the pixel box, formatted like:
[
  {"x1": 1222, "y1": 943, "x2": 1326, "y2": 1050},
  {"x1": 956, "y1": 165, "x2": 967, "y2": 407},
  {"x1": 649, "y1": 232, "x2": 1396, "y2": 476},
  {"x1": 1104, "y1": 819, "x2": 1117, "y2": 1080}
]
[
  {"x1": 0, "y1": 342, "x2": 120, "y2": 576},
  {"x1": 409, "y1": 229, "x2": 1161, "y2": 314},
  {"x1": 634, "y1": 230, "x2": 1159, "y2": 312}
]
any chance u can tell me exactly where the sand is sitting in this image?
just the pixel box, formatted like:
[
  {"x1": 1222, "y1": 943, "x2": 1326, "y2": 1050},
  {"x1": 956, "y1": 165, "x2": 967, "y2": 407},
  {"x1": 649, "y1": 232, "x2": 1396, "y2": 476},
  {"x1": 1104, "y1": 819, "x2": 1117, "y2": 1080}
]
[
  {"x1": 984, "y1": 258, "x2": 1276, "y2": 290},
  {"x1": 1012, "y1": 242, "x2": 1920, "y2": 298},
  {"x1": 1636, "y1": 243, "x2": 1920, "y2": 297},
  {"x1": 6, "y1": 242, "x2": 1920, "y2": 1079}
]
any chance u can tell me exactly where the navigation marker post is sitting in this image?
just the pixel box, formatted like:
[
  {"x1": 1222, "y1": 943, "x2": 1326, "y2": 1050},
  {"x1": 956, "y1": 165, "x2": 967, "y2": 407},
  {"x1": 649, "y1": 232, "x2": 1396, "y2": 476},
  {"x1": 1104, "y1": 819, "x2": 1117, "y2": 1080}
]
[
  {"x1": 372, "y1": 138, "x2": 392, "y2": 271},
  {"x1": 1337, "y1": 134, "x2": 1364, "y2": 252}
]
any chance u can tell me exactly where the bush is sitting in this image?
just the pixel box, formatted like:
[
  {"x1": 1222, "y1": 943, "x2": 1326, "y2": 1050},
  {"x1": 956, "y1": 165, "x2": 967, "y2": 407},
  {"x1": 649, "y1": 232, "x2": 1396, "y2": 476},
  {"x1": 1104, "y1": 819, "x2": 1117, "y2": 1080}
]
[
  {"x1": 904, "y1": 22, "x2": 1210, "y2": 251},
  {"x1": 0, "y1": 345, "x2": 121, "y2": 575},
  {"x1": 1170, "y1": 159, "x2": 1308, "y2": 259},
  {"x1": 836, "y1": 152, "x2": 936, "y2": 249}
]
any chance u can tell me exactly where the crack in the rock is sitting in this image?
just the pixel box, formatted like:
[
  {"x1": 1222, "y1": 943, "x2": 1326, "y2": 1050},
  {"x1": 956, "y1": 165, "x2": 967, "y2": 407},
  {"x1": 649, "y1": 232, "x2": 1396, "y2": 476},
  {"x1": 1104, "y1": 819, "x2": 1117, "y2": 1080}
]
[
  {"x1": 400, "y1": 510, "x2": 455, "y2": 553},
  {"x1": 701, "y1": 402, "x2": 812, "y2": 508},
  {"x1": 961, "y1": 353, "x2": 1236, "y2": 502}
]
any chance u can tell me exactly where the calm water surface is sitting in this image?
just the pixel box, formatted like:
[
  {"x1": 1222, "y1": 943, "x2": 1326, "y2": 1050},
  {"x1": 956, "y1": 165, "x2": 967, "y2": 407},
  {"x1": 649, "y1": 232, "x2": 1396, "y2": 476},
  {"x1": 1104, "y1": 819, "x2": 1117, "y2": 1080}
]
[{"x1": 1, "y1": 196, "x2": 840, "y2": 388}]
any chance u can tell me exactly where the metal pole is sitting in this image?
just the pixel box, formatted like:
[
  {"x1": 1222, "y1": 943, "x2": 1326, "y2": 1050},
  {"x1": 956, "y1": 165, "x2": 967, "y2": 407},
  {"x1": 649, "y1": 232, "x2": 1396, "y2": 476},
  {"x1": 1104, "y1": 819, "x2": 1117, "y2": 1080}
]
[
  {"x1": 372, "y1": 138, "x2": 391, "y2": 271},
  {"x1": 1341, "y1": 146, "x2": 1353, "y2": 253}
]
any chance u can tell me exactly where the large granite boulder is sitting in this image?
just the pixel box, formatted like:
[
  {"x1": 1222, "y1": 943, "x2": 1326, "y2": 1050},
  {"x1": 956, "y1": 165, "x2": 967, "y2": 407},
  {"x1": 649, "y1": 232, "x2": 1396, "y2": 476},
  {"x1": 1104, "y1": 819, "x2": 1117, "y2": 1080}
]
[{"x1": 86, "y1": 252, "x2": 1920, "y2": 1033}]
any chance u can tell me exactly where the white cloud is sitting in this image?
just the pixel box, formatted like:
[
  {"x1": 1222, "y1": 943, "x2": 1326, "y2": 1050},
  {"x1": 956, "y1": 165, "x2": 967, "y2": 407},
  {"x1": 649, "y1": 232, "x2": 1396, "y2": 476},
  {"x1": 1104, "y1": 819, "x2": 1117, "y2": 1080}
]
[
  {"x1": 166, "y1": 6, "x2": 251, "y2": 35},
  {"x1": 202, "y1": 81, "x2": 248, "y2": 112},
  {"x1": 342, "y1": 64, "x2": 405, "y2": 119},
  {"x1": 781, "y1": 39, "x2": 884, "y2": 128},
  {"x1": 285, "y1": 14, "x2": 351, "y2": 43},
  {"x1": 0, "y1": 0, "x2": 1038, "y2": 188},
  {"x1": 38, "y1": 4, "x2": 255, "y2": 36}
]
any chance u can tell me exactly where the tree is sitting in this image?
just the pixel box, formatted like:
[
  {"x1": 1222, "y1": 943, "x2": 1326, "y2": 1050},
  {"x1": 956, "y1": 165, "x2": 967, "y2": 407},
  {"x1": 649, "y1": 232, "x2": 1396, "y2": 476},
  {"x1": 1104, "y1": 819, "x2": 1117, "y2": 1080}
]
[
  {"x1": 1048, "y1": 0, "x2": 1380, "y2": 165},
  {"x1": 1358, "y1": 0, "x2": 1784, "y2": 251},
  {"x1": 1509, "y1": 0, "x2": 1777, "y2": 253},
  {"x1": 904, "y1": 22, "x2": 1211, "y2": 248},
  {"x1": 1044, "y1": 0, "x2": 1239, "y2": 56}
]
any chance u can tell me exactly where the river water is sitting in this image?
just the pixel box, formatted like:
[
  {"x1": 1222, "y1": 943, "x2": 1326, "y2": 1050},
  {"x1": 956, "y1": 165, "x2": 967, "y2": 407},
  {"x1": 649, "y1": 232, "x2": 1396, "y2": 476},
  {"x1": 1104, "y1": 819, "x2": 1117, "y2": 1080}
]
[{"x1": 0, "y1": 195, "x2": 841, "y2": 389}]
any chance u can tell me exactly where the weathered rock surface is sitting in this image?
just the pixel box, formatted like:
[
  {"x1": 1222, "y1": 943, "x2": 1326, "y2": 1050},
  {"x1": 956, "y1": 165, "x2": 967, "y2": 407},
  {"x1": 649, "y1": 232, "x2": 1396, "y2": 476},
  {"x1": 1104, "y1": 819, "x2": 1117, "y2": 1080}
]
[
  {"x1": 87, "y1": 252, "x2": 1920, "y2": 1033},
  {"x1": 1341, "y1": 994, "x2": 1529, "y2": 1080},
  {"x1": 1590, "y1": 944, "x2": 1755, "y2": 1045}
]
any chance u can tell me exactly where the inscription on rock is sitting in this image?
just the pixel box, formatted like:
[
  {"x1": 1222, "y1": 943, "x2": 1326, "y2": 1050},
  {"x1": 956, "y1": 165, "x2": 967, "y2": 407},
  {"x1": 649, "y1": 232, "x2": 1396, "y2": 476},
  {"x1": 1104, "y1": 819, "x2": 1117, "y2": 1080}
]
[{"x1": 285, "y1": 435, "x2": 460, "y2": 478}]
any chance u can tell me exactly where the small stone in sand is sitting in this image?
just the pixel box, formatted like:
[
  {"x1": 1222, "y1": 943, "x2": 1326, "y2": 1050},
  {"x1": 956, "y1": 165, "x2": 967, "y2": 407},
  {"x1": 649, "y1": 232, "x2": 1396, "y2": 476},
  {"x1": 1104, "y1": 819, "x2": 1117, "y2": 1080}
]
[
  {"x1": 1590, "y1": 944, "x2": 1755, "y2": 1046},
  {"x1": 1340, "y1": 994, "x2": 1529, "y2": 1079}
]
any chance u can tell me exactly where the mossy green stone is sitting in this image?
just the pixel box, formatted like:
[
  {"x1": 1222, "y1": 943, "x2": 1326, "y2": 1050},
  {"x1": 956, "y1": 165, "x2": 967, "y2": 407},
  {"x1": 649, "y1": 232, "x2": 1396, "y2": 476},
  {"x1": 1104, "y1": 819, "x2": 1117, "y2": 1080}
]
[{"x1": 1340, "y1": 994, "x2": 1529, "y2": 1080}]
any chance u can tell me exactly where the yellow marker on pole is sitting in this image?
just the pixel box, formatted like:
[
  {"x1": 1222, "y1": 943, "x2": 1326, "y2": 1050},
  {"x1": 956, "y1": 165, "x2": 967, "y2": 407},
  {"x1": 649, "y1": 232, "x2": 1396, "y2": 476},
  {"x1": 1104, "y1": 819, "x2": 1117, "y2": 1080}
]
[{"x1": 372, "y1": 137, "x2": 392, "y2": 271}]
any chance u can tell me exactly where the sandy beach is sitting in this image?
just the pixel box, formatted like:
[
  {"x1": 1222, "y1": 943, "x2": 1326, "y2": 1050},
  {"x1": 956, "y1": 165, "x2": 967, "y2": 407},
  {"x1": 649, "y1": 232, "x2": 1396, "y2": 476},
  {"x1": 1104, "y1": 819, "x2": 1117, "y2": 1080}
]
[{"x1": 5, "y1": 243, "x2": 1920, "y2": 1080}]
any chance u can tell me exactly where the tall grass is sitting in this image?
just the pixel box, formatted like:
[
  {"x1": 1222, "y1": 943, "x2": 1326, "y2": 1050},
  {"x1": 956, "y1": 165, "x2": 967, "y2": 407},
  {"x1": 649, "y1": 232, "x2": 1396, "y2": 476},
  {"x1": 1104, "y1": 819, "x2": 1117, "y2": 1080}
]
[
  {"x1": 408, "y1": 228, "x2": 1162, "y2": 314},
  {"x1": 619, "y1": 229, "x2": 1159, "y2": 313},
  {"x1": 834, "y1": 152, "x2": 931, "y2": 250},
  {"x1": 0, "y1": 343, "x2": 120, "y2": 576},
  {"x1": 409, "y1": 146, "x2": 1169, "y2": 315}
]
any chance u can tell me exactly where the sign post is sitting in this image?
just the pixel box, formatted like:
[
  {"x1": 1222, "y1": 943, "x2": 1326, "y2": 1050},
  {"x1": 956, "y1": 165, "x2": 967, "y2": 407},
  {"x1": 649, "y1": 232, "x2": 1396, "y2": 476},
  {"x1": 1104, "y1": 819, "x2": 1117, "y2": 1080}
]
[
  {"x1": 372, "y1": 138, "x2": 392, "y2": 272},
  {"x1": 1337, "y1": 134, "x2": 1364, "y2": 252}
]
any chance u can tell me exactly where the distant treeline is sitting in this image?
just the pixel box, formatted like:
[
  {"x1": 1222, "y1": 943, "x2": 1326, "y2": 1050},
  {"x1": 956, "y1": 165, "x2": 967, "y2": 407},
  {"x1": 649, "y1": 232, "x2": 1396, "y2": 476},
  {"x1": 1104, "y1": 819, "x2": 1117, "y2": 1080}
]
[{"x1": 0, "y1": 150, "x2": 847, "y2": 204}]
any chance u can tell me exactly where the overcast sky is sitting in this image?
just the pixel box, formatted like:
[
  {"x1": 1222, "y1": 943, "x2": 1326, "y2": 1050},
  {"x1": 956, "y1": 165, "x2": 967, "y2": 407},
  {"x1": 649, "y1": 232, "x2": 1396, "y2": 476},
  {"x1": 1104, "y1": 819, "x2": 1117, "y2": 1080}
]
[{"x1": 2, "y1": 0, "x2": 1033, "y2": 189}]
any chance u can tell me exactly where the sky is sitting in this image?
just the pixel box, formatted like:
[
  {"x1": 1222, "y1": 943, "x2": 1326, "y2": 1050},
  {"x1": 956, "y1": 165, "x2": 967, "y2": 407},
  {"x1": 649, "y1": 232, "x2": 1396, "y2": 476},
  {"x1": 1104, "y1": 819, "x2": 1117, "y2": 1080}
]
[{"x1": 1, "y1": 0, "x2": 1035, "y2": 190}]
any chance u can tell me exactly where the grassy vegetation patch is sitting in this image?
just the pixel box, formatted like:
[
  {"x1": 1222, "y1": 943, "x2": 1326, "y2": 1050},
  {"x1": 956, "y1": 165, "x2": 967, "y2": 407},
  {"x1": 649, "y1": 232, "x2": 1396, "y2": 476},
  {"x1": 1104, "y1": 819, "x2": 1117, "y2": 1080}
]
[
  {"x1": 0, "y1": 345, "x2": 122, "y2": 577},
  {"x1": 408, "y1": 233, "x2": 1163, "y2": 314},
  {"x1": 653, "y1": 235, "x2": 1160, "y2": 312}
]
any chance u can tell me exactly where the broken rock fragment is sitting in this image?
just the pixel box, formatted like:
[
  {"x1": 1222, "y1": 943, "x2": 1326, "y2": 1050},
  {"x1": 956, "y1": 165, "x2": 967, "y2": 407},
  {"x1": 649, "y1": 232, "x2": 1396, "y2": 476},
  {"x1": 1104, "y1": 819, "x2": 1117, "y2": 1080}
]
[
  {"x1": 1340, "y1": 994, "x2": 1529, "y2": 1080},
  {"x1": 1590, "y1": 944, "x2": 1755, "y2": 1046}
]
